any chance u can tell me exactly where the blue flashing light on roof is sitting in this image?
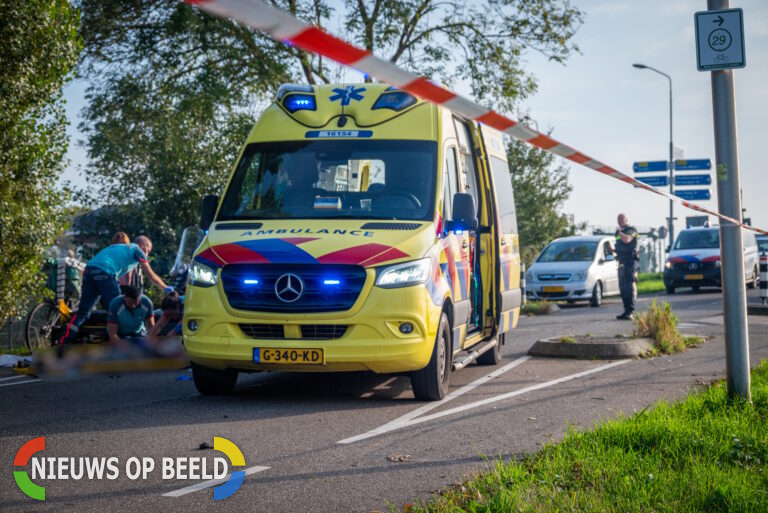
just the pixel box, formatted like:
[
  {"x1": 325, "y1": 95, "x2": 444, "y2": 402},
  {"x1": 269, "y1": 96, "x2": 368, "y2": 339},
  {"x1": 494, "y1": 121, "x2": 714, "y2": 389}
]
[
  {"x1": 372, "y1": 91, "x2": 417, "y2": 112},
  {"x1": 283, "y1": 94, "x2": 317, "y2": 113}
]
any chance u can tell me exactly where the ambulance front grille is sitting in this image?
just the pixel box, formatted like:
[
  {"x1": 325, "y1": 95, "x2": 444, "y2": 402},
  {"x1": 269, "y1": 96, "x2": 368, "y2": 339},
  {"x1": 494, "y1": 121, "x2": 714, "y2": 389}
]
[{"x1": 221, "y1": 263, "x2": 367, "y2": 313}]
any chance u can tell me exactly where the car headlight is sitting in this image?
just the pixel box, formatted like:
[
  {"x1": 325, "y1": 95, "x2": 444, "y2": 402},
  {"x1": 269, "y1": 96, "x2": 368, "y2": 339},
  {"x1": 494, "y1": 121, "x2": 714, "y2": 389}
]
[
  {"x1": 665, "y1": 261, "x2": 672, "y2": 269},
  {"x1": 188, "y1": 261, "x2": 218, "y2": 287},
  {"x1": 574, "y1": 270, "x2": 588, "y2": 281},
  {"x1": 375, "y1": 258, "x2": 431, "y2": 288},
  {"x1": 715, "y1": 259, "x2": 721, "y2": 268},
  {"x1": 525, "y1": 271, "x2": 534, "y2": 282}
]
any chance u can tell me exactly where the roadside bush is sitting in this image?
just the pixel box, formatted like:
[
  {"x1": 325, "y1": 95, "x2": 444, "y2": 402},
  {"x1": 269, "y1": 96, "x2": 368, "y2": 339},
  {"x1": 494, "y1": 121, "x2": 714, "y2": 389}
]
[
  {"x1": 633, "y1": 300, "x2": 683, "y2": 353},
  {"x1": 521, "y1": 300, "x2": 553, "y2": 316}
]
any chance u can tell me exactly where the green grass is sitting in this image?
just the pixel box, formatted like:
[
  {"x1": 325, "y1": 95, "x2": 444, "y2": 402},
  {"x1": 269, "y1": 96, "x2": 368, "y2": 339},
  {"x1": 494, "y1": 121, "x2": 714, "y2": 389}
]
[
  {"x1": 410, "y1": 360, "x2": 768, "y2": 513},
  {"x1": 521, "y1": 300, "x2": 554, "y2": 316},
  {"x1": 0, "y1": 346, "x2": 31, "y2": 356},
  {"x1": 638, "y1": 272, "x2": 665, "y2": 295}
]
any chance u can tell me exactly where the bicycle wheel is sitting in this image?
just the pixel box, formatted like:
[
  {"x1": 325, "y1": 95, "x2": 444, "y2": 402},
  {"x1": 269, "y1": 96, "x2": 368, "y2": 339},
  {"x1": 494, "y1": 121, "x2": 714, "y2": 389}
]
[{"x1": 26, "y1": 300, "x2": 60, "y2": 350}]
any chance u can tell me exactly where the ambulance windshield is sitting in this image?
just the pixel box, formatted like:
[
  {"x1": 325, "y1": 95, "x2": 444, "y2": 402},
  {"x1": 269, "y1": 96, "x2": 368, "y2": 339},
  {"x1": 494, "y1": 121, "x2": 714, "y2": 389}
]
[{"x1": 218, "y1": 140, "x2": 437, "y2": 221}]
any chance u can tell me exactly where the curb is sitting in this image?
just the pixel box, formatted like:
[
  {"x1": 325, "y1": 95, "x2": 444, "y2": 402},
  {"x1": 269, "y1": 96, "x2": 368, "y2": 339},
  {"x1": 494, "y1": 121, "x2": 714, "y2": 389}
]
[{"x1": 528, "y1": 337, "x2": 654, "y2": 359}]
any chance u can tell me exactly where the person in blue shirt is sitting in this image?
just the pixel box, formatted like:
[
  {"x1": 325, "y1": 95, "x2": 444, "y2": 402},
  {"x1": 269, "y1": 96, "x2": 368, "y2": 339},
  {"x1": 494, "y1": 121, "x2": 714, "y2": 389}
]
[
  {"x1": 106, "y1": 286, "x2": 155, "y2": 348},
  {"x1": 60, "y1": 235, "x2": 172, "y2": 344}
]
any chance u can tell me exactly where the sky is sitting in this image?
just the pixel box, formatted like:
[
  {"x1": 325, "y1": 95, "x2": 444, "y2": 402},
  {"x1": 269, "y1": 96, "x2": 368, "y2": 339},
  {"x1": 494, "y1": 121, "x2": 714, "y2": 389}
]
[{"x1": 61, "y1": 0, "x2": 768, "y2": 236}]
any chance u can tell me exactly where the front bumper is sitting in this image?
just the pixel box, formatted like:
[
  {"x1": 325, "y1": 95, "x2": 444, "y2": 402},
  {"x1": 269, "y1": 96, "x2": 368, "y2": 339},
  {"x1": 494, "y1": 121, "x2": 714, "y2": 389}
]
[
  {"x1": 525, "y1": 279, "x2": 594, "y2": 301},
  {"x1": 182, "y1": 273, "x2": 441, "y2": 374},
  {"x1": 663, "y1": 268, "x2": 721, "y2": 288}
]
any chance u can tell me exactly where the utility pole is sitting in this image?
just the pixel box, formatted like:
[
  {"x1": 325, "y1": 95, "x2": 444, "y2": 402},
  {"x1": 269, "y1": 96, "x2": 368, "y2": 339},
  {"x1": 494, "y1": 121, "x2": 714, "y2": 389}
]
[{"x1": 702, "y1": 0, "x2": 750, "y2": 400}]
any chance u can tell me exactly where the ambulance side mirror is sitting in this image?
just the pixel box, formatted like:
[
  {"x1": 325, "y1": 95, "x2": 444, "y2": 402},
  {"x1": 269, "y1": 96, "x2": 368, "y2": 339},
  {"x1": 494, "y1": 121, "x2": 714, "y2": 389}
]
[
  {"x1": 200, "y1": 194, "x2": 219, "y2": 231},
  {"x1": 447, "y1": 193, "x2": 478, "y2": 232}
]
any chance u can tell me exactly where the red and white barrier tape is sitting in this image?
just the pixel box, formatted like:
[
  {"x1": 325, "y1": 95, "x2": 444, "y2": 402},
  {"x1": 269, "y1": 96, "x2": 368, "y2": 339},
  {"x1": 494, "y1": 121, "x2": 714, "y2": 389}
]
[{"x1": 186, "y1": 0, "x2": 767, "y2": 236}]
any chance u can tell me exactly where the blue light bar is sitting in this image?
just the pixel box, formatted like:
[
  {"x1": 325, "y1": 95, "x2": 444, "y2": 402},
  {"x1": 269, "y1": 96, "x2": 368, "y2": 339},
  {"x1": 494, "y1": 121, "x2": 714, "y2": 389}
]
[
  {"x1": 283, "y1": 94, "x2": 317, "y2": 113},
  {"x1": 323, "y1": 279, "x2": 340, "y2": 285},
  {"x1": 243, "y1": 279, "x2": 259, "y2": 285},
  {"x1": 372, "y1": 91, "x2": 417, "y2": 111}
]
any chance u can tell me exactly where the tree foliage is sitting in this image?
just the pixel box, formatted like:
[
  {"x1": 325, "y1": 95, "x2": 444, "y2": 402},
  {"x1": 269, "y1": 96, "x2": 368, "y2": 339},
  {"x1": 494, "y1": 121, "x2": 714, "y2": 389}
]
[
  {"x1": 507, "y1": 137, "x2": 579, "y2": 265},
  {"x1": 75, "y1": 0, "x2": 583, "y2": 262},
  {"x1": 0, "y1": 0, "x2": 81, "y2": 316}
]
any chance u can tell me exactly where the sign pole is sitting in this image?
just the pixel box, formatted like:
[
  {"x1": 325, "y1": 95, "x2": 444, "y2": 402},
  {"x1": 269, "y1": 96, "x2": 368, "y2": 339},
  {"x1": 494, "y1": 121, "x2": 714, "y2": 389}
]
[
  {"x1": 707, "y1": 0, "x2": 750, "y2": 401},
  {"x1": 668, "y1": 79, "x2": 675, "y2": 252}
]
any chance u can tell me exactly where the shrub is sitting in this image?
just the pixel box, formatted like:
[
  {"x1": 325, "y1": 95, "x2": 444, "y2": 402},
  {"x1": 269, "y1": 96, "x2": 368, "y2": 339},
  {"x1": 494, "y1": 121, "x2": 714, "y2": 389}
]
[
  {"x1": 521, "y1": 300, "x2": 553, "y2": 316},
  {"x1": 633, "y1": 300, "x2": 684, "y2": 353}
]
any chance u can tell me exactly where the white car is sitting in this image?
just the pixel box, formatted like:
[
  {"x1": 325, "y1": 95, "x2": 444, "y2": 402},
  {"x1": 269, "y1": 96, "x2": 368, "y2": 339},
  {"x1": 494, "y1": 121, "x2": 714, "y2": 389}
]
[
  {"x1": 525, "y1": 236, "x2": 620, "y2": 307},
  {"x1": 663, "y1": 226, "x2": 760, "y2": 293}
]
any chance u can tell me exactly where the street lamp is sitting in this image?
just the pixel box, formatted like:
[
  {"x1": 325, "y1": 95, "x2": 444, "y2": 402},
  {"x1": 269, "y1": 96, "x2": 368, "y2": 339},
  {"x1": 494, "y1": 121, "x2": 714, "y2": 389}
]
[{"x1": 633, "y1": 63, "x2": 675, "y2": 252}]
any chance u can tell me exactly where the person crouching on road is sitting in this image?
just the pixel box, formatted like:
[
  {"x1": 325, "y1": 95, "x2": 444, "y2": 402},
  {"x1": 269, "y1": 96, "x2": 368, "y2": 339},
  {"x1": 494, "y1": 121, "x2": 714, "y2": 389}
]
[
  {"x1": 148, "y1": 293, "x2": 185, "y2": 356},
  {"x1": 106, "y1": 285, "x2": 155, "y2": 350},
  {"x1": 615, "y1": 214, "x2": 639, "y2": 320},
  {"x1": 59, "y1": 235, "x2": 172, "y2": 344}
]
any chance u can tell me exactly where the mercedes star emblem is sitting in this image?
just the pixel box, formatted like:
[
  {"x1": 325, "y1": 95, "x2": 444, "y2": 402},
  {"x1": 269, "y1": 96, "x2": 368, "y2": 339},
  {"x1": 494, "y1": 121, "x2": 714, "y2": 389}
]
[
  {"x1": 275, "y1": 273, "x2": 304, "y2": 303},
  {"x1": 689, "y1": 263, "x2": 698, "y2": 271}
]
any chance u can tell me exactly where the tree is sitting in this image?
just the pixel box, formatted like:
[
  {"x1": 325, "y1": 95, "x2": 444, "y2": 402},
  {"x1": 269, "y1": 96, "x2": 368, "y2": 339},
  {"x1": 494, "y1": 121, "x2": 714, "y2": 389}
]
[
  {"x1": 0, "y1": 0, "x2": 82, "y2": 317},
  {"x1": 506, "y1": 137, "x2": 579, "y2": 265},
  {"x1": 75, "y1": 0, "x2": 583, "y2": 262}
]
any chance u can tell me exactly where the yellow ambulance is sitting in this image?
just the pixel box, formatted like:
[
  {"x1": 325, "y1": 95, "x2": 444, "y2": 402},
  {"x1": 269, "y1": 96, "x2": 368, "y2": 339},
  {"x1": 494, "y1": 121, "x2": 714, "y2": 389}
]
[{"x1": 184, "y1": 83, "x2": 521, "y2": 400}]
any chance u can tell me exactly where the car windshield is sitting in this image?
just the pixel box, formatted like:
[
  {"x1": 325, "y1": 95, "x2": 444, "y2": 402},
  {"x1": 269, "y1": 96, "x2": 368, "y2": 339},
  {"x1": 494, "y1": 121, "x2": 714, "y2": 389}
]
[
  {"x1": 758, "y1": 238, "x2": 768, "y2": 253},
  {"x1": 674, "y1": 229, "x2": 719, "y2": 250},
  {"x1": 218, "y1": 140, "x2": 437, "y2": 221},
  {"x1": 537, "y1": 241, "x2": 598, "y2": 262}
]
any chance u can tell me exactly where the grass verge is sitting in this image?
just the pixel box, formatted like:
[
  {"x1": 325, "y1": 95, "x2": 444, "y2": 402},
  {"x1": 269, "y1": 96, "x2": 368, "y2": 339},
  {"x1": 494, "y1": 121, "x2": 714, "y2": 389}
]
[
  {"x1": 410, "y1": 359, "x2": 768, "y2": 513},
  {"x1": 637, "y1": 272, "x2": 665, "y2": 295},
  {"x1": 521, "y1": 300, "x2": 554, "y2": 316},
  {"x1": 0, "y1": 346, "x2": 31, "y2": 356}
]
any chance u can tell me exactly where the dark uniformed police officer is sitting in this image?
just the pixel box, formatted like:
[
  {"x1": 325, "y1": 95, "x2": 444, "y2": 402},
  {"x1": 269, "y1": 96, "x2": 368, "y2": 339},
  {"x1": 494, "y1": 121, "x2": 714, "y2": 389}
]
[{"x1": 614, "y1": 213, "x2": 639, "y2": 320}]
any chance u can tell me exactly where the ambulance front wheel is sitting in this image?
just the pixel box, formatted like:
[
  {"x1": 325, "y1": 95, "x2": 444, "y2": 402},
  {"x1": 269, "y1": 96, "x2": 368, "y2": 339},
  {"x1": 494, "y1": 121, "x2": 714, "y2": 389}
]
[
  {"x1": 192, "y1": 363, "x2": 238, "y2": 395},
  {"x1": 411, "y1": 313, "x2": 451, "y2": 401}
]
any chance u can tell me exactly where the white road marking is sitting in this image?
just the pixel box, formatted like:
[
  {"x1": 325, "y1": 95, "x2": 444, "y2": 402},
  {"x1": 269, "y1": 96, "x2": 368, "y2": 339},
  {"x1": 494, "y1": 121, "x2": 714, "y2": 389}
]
[
  {"x1": 373, "y1": 377, "x2": 398, "y2": 390},
  {"x1": 0, "y1": 375, "x2": 28, "y2": 382},
  {"x1": 338, "y1": 356, "x2": 530, "y2": 444},
  {"x1": 162, "y1": 465, "x2": 270, "y2": 497},
  {"x1": 339, "y1": 358, "x2": 630, "y2": 444},
  {"x1": 0, "y1": 378, "x2": 42, "y2": 388}
]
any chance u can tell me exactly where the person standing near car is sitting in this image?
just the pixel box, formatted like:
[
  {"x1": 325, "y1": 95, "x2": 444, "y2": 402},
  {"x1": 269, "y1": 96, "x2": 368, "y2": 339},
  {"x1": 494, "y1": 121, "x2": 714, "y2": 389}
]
[
  {"x1": 59, "y1": 235, "x2": 172, "y2": 344},
  {"x1": 615, "y1": 214, "x2": 639, "y2": 320}
]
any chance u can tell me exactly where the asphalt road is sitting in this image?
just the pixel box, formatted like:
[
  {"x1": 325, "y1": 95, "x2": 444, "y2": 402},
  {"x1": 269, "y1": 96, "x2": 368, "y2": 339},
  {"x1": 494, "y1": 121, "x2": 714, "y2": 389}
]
[{"x1": 2, "y1": 289, "x2": 768, "y2": 512}]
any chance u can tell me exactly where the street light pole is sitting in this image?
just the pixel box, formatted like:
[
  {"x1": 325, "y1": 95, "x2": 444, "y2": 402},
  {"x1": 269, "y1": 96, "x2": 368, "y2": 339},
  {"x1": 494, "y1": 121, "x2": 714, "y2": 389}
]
[{"x1": 633, "y1": 63, "x2": 675, "y2": 251}]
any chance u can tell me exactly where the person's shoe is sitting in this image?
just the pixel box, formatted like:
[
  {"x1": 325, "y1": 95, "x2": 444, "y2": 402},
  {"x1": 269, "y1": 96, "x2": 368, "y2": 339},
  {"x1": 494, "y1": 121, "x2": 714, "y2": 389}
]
[{"x1": 616, "y1": 312, "x2": 634, "y2": 320}]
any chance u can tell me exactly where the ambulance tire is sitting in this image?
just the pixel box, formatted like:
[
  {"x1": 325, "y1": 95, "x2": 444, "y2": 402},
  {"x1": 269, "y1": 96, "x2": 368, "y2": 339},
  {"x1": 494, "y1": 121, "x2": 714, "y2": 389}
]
[
  {"x1": 411, "y1": 313, "x2": 451, "y2": 401},
  {"x1": 477, "y1": 332, "x2": 504, "y2": 365},
  {"x1": 192, "y1": 363, "x2": 238, "y2": 395}
]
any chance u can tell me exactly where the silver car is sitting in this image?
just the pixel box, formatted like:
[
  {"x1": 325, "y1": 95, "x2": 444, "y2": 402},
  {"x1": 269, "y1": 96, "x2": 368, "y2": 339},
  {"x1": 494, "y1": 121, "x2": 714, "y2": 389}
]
[{"x1": 525, "y1": 236, "x2": 620, "y2": 307}]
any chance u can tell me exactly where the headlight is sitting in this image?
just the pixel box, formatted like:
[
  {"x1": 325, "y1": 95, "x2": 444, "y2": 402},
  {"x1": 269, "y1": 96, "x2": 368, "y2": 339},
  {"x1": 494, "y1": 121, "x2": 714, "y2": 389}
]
[
  {"x1": 574, "y1": 270, "x2": 588, "y2": 281},
  {"x1": 665, "y1": 261, "x2": 672, "y2": 269},
  {"x1": 375, "y1": 258, "x2": 431, "y2": 288},
  {"x1": 715, "y1": 259, "x2": 721, "y2": 268},
  {"x1": 525, "y1": 271, "x2": 534, "y2": 282},
  {"x1": 188, "y1": 261, "x2": 217, "y2": 287}
]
